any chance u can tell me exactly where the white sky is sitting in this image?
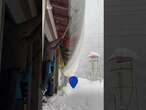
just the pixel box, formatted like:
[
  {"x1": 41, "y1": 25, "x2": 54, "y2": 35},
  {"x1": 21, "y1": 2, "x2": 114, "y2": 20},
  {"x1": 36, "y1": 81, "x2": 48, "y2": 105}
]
[
  {"x1": 76, "y1": 0, "x2": 104, "y2": 79},
  {"x1": 85, "y1": 0, "x2": 103, "y2": 34}
]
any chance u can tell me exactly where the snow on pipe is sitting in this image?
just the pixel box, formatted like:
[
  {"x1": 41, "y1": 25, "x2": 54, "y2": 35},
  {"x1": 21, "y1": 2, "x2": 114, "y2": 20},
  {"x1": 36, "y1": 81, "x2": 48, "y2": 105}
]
[
  {"x1": 62, "y1": 0, "x2": 86, "y2": 76},
  {"x1": 62, "y1": 20, "x2": 85, "y2": 76}
]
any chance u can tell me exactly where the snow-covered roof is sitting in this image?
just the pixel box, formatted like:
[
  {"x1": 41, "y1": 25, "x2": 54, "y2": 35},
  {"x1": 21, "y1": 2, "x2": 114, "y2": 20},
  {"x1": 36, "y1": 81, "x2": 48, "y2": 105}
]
[{"x1": 88, "y1": 52, "x2": 100, "y2": 59}]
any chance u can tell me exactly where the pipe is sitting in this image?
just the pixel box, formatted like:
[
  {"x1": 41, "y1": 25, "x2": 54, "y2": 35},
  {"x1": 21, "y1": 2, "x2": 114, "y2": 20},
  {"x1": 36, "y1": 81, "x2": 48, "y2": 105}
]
[
  {"x1": 47, "y1": 0, "x2": 58, "y2": 39},
  {"x1": 52, "y1": 4, "x2": 68, "y2": 10},
  {"x1": 42, "y1": 0, "x2": 46, "y2": 58}
]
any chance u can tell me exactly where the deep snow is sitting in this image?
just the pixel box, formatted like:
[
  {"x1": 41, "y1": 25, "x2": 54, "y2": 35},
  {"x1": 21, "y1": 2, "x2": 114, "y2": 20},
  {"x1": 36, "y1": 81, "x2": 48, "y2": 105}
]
[{"x1": 43, "y1": 78, "x2": 103, "y2": 110}]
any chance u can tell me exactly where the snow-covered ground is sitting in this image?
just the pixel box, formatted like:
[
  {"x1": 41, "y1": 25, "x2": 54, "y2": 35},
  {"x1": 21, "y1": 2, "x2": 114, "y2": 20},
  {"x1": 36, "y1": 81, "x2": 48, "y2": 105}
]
[{"x1": 43, "y1": 78, "x2": 103, "y2": 110}]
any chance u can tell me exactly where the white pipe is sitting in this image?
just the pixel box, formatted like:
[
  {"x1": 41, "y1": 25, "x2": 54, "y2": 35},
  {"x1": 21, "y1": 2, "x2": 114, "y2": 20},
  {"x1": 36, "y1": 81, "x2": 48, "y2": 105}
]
[
  {"x1": 47, "y1": 0, "x2": 58, "y2": 39},
  {"x1": 0, "y1": 0, "x2": 4, "y2": 70},
  {"x1": 42, "y1": 0, "x2": 46, "y2": 58}
]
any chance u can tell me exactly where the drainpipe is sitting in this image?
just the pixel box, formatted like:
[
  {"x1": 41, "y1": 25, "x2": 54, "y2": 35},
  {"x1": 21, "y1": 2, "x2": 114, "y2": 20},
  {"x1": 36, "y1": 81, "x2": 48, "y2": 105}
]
[
  {"x1": 42, "y1": 0, "x2": 58, "y2": 58},
  {"x1": 46, "y1": 0, "x2": 58, "y2": 39},
  {"x1": 42, "y1": 0, "x2": 46, "y2": 58}
]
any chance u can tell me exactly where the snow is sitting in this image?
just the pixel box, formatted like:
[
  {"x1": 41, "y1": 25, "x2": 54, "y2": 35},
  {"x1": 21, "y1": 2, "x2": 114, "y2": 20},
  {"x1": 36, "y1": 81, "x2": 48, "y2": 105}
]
[
  {"x1": 43, "y1": 78, "x2": 103, "y2": 110},
  {"x1": 88, "y1": 52, "x2": 100, "y2": 58}
]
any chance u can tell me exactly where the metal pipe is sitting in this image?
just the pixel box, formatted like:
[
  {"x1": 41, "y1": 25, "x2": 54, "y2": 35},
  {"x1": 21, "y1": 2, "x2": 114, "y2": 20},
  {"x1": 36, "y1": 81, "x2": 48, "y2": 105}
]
[
  {"x1": 52, "y1": 4, "x2": 68, "y2": 10},
  {"x1": 47, "y1": 0, "x2": 58, "y2": 39}
]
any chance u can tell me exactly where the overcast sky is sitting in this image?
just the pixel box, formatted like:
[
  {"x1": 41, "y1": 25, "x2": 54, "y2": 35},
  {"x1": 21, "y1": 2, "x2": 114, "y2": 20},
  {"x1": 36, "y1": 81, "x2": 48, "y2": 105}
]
[{"x1": 75, "y1": 0, "x2": 104, "y2": 79}]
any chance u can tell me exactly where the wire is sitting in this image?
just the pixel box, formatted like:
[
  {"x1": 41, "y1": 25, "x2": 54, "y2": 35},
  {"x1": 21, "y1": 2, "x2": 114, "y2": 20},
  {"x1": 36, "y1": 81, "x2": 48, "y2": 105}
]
[{"x1": 61, "y1": 23, "x2": 70, "y2": 39}]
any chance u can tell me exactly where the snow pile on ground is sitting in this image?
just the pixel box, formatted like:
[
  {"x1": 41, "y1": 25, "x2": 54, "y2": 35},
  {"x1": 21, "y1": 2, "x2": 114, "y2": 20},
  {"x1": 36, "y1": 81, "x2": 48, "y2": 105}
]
[{"x1": 43, "y1": 78, "x2": 103, "y2": 110}]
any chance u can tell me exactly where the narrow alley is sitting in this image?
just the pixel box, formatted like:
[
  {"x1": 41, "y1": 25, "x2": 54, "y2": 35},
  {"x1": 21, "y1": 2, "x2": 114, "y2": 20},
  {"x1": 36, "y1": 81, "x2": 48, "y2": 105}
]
[{"x1": 43, "y1": 78, "x2": 103, "y2": 110}]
